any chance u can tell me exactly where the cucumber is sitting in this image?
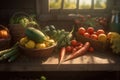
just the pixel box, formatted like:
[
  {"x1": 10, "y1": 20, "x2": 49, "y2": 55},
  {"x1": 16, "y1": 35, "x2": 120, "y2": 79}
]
[
  {"x1": 0, "y1": 48, "x2": 18, "y2": 61},
  {"x1": 0, "y1": 48, "x2": 14, "y2": 57},
  {"x1": 8, "y1": 53, "x2": 19, "y2": 62},
  {"x1": 25, "y1": 27, "x2": 46, "y2": 43},
  {"x1": 0, "y1": 43, "x2": 18, "y2": 56}
]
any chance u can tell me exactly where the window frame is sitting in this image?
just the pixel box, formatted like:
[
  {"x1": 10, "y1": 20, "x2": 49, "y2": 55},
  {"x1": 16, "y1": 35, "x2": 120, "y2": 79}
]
[{"x1": 36, "y1": 0, "x2": 113, "y2": 21}]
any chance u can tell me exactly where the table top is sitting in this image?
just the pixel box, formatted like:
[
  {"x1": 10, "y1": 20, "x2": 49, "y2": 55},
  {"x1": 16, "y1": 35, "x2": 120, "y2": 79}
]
[{"x1": 0, "y1": 51, "x2": 120, "y2": 71}]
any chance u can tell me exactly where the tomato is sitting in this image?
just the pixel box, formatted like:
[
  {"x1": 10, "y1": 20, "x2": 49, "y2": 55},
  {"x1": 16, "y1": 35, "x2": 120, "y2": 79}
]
[
  {"x1": 97, "y1": 29, "x2": 105, "y2": 35},
  {"x1": 80, "y1": 43, "x2": 84, "y2": 47},
  {"x1": 90, "y1": 34, "x2": 98, "y2": 40},
  {"x1": 82, "y1": 18, "x2": 86, "y2": 22},
  {"x1": 74, "y1": 19, "x2": 80, "y2": 24},
  {"x1": 78, "y1": 27, "x2": 86, "y2": 35},
  {"x1": 76, "y1": 42, "x2": 82, "y2": 46},
  {"x1": 103, "y1": 17, "x2": 107, "y2": 22},
  {"x1": 99, "y1": 20, "x2": 104, "y2": 25},
  {"x1": 0, "y1": 30, "x2": 9, "y2": 39},
  {"x1": 79, "y1": 15, "x2": 84, "y2": 19},
  {"x1": 76, "y1": 45, "x2": 83, "y2": 50},
  {"x1": 72, "y1": 48, "x2": 77, "y2": 53},
  {"x1": 66, "y1": 46, "x2": 72, "y2": 52},
  {"x1": 93, "y1": 32, "x2": 97, "y2": 35},
  {"x1": 88, "y1": 47, "x2": 94, "y2": 52},
  {"x1": 71, "y1": 39, "x2": 78, "y2": 46},
  {"x1": 87, "y1": 27, "x2": 94, "y2": 34},
  {"x1": 83, "y1": 32, "x2": 90, "y2": 38}
]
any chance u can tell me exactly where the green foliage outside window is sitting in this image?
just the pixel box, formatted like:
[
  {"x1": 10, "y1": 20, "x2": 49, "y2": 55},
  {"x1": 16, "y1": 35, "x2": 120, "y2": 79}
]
[{"x1": 49, "y1": 0, "x2": 107, "y2": 9}]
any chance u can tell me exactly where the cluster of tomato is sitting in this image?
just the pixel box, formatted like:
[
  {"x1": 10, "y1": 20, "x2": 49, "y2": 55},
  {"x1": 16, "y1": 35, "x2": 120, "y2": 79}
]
[
  {"x1": 95, "y1": 17, "x2": 108, "y2": 27},
  {"x1": 65, "y1": 39, "x2": 94, "y2": 54},
  {"x1": 74, "y1": 15, "x2": 108, "y2": 28},
  {"x1": 77, "y1": 27, "x2": 107, "y2": 41}
]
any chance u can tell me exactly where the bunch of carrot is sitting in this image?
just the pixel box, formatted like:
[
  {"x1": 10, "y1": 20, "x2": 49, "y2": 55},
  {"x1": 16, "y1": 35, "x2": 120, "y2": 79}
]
[{"x1": 58, "y1": 39, "x2": 92, "y2": 64}]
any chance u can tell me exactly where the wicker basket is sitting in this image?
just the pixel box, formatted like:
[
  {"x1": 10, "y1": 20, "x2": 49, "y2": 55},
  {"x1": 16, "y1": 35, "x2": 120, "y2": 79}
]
[
  {"x1": 75, "y1": 33, "x2": 109, "y2": 52},
  {"x1": 0, "y1": 25, "x2": 11, "y2": 50},
  {"x1": 9, "y1": 12, "x2": 40, "y2": 44},
  {"x1": 18, "y1": 43, "x2": 57, "y2": 58},
  {"x1": 9, "y1": 24, "x2": 26, "y2": 45},
  {"x1": 9, "y1": 12, "x2": 33, "y2": 44},
  {"x1": 9, "y1": 12, "x2": 30, "y2": 44}
]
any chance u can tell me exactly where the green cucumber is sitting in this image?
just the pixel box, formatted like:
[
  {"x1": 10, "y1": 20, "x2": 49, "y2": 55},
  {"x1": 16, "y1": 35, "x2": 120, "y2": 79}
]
[
  {"x1": 8, "y1": 53, "x2": 19, "y2": 62},
  {"x1": 0, "y1": 48, "x2": 18, "y2": 61},
  {"x1": 0, "y1": 43, "x2": 18, "y2": 57},
  {"x1": 0, "y1": 48, "x2": 13, "y2": 57},
  {"x1": 25, "y1": 27, "x2": 46, "y2": 43}
]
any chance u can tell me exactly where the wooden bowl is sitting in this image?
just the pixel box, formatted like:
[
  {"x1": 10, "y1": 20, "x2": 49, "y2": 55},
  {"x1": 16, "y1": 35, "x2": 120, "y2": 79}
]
[{"x1": 19, "y1": 43, "x2": 57, "y2": 58}]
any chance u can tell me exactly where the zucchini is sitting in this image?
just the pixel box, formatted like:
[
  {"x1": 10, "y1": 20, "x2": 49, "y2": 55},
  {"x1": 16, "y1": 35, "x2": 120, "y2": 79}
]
[
  {"x1": 0, "y1": 43, "x2": 18, "y2": 56},
  {"x1": 0, "y1": 48, "x2": 13, "y2": 57},
  {"x1": 0, "y1": 47, "x2": 18, "y2": 61},
  {"x1": 8, "y1": 53, "x2": 19, "y2": 62},
  {"x1": 25, "y1": 27, "x2": 46, "y2": 43}
]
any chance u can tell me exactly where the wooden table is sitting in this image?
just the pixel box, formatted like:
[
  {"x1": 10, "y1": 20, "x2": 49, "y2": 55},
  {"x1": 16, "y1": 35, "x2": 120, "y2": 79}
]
[{"x1": 0, "y1": 51, "x2": 120, "y2": 71}]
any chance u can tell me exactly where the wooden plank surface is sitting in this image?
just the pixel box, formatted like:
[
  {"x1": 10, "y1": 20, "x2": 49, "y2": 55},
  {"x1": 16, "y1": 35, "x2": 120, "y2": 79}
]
[{"x1": 0, "y1": 51, "x2": 120, "y2": 71}]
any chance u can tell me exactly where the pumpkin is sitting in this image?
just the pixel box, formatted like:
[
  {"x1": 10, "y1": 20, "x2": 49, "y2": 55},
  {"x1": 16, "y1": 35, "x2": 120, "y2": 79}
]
[{"x1": 0, "y1": 30, "x2": 9, "y2": 39}]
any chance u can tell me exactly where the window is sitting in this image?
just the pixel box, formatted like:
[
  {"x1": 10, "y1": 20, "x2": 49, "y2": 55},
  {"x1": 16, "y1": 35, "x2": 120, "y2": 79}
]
[
  {"x1": 49, "y1": 0, "x2": 107, "y2": 10},
  {"x1": 36, "y1": 0, "x2": 112, "y2": 20}
]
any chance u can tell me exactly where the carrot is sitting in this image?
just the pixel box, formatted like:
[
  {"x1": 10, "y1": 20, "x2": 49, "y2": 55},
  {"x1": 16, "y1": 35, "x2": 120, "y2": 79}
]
[
  {"x1": 58, "y1": 47, "x2": 66, "y2": 64},
  {"x1": 64, "y1": 42, "x2": 90, "y2": 61}
]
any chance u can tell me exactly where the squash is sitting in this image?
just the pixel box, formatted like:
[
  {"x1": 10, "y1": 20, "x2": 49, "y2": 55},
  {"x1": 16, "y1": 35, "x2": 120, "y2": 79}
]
[{"x1": 25, "y1": 27, "x2": 46, "y2": 43}]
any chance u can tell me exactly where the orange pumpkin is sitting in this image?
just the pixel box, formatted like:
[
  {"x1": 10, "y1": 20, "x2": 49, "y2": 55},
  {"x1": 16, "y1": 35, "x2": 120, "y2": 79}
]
[{"x1": 0, "y1": 30, "x2": 9, "y2": 39}]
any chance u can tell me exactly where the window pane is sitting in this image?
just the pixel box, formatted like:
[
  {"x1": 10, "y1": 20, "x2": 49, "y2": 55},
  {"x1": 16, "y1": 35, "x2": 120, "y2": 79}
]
[
  {"x1": 63, "y1": 0, "x2": 77, "y2": 9},
  {"x1": 49, "y1": 0, "x2": 62, "y2": 9},
  {"x1": 94, "y1": 0, "x2": 107, "y2": 9},
  {"x1": 79, "y1": 0, "x2": 92, "y2": 9}
]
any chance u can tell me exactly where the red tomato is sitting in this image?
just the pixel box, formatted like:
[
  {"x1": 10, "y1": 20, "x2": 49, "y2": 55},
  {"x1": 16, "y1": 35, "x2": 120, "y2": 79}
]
[
  {"x1": 76, "y1": 42, "x2": 82, "y2": 46},
  {"x1": 78, "y1": 27, "x2": 86, "y2": 35},
  {"x1": 79, "y1": 15, "x2": 84, "y2": 19},
  {"x1": 66, "y1": 46, "x2": 72, "y2": 52},
  {"x1": 88, "y1": 47, "x2": 94, "y2": 52},
  {"x1": 71, "y1": 40, "x2": 78, "y2": 46},
  {"x1": 97, "y1": 29, "x2": 105, "y2": 35},
  {"x1": 76, "y1": 45, "x2": 83, "y2": 50},
  {"x1": 72, "y1": 48, "x2": 77, "y2": 53},
  {"x1": 83, "y1": 32, "x2": 90, "y2": 38},
  {"x1": 99, "y1": 20, "x2": 104, "y2": 25},
  {"x1": 91, "y1": 34, "x2": 98, "y2": 40},
  {"x1": 80, "y1": 43, "x2": 84, "y2": 47},
  {"x1": 87, "y1": 27, "x2": 94, "y2": 34},
  {"x1": 93, "y1": 32, "x2": 97, "y2": 35},
  {"x1": 74, "y1": 19, "x2": 80, "y2": 24}
]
